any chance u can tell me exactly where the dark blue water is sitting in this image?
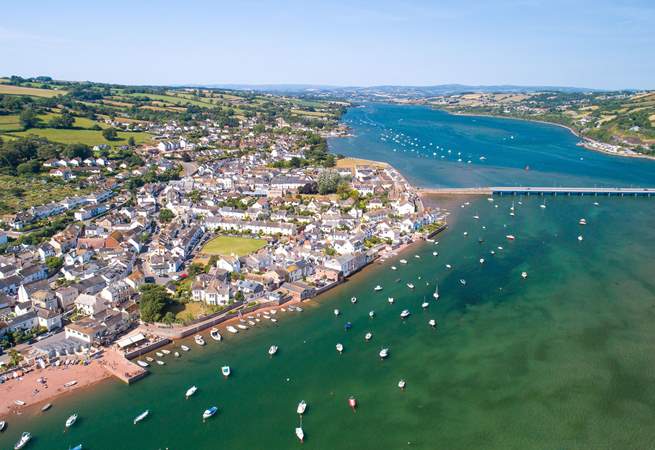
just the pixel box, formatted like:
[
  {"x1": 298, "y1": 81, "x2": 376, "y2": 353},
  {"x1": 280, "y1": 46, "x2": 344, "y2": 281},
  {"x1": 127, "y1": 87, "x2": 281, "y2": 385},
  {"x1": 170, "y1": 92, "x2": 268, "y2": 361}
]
[{"x1": 329, "y1": 103, "x2": 655, "y2": 188}]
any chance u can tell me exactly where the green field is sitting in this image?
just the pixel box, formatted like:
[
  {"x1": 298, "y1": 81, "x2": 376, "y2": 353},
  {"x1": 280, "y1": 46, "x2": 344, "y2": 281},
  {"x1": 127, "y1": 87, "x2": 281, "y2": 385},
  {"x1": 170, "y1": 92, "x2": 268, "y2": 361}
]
[
  {"x1": 0, "y1": 175, "x2": 93, "y2": 214},
  {"x1": 0, "y1": 84, "x2": 65, "y2": 98},
  {"x1": 0, "y1": 114, "x2": 21, "y2": 131},
  {"x1": 201, "y1": 236, "x2": 267, "y2": 257},
  {"x1": 8, "y1": 128, "x2": 151, "y2": 147}
]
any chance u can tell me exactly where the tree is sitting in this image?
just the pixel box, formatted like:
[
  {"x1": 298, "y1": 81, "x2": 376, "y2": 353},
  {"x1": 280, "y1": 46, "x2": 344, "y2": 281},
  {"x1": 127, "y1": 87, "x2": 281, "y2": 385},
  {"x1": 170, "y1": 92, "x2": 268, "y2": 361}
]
[
  {"x1": 19, "y1": 108, "x2": 39, "y2": 129},
  {"x1": 317, "y1": 169, "x2": 341, "y2": 195},
  {"x1": 8, "y1": 349, "x2": 23, "y2": 367},
  {"x1": 138, "y1": 284, "x2": 171, "y2": 323},
  {"x1": 187, "y1": 263, "x2": 205, "y2": 277},
  {"x1": 63, "y1": 143, "x2": 92, "y2": 159},
  {"x1": 48, "y1": 112, "x2": 75, "y2": 129},
  {"x1": 127, "y1": 136, "x2": 136, "y2": 147},
  {"x1": 159, "y1": 208, "x2": 175, "y2": 222},
  {"x1": 16, "y1": 160, "x2": 41, "y2": 175},
  {"x1": 234, "y1": 290, "x2": 245, "y2": 302},
  {"x1": 162, "y1": 311, "x2": 176, "y2": 325},
  {"x1": 45, "y1": 256, "x2": 63, "y2": 274},
  {"x1": 102, "y1": 127, "x2": 118, "y2": 141}
]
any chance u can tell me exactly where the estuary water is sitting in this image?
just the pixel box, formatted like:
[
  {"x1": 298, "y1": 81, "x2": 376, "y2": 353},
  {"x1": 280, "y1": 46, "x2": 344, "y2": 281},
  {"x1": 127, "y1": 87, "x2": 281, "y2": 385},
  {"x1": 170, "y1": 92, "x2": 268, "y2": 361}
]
[{"x1": 1, "y1": 104, "x2": 655, "y2": 450}]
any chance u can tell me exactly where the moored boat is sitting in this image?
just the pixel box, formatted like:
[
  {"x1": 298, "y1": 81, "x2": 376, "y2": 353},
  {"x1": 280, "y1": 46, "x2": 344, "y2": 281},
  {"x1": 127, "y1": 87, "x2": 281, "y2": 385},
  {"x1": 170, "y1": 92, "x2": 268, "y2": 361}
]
[
  {"x1": 336, "y1": 343, "x2": 344, "y2": 353},
  {"x1": 506, "y1": 234, "x2": 516, "y2": 240},
  {"x1": 521, "y1": 271, "x2": 528, "y2": 279},
  {"x1": 365, "y1": 332, "x2": 372, "y2": 341},
  {"x1": 334, "y1": 309, "x2": 340, "y2": 316},
  {"x1": 429, "y1": 319, "x2": 437, "y2": 328},
  {"x1": 237, "y1": 324, "x2": 248, "y2": 330},
  {"x1": 14, "y1": 432, "x2": 31, "y2": 449},
  {"x1": 348, "y1": 396, "x2": 357, "y2": 411},
  {"x1": 374, "y1": 285, "x2": 383, "y2": 291},
  {"x1": 268, "y1": 345, "x2": 278, "y2": 356},
  {"x1": 194, "y1": 335, "x2": 206, "y2": 346},
  {"x1": 387, "y1": 297, "x2": 394, "y2": 304},
  {"x1": 379, "y1": 348, "x2": 389, "y2": 359},
  {"x1": 133, "y1": 410, "x2": 149, "y2": 425},
  {"x1": 137, "y1": 360, "x2": 149, "y2": 368},
  {"x1": 156, "y1": 360, "x2": 165, "y2": 366},
  {"x1": 65, "y1": 413, "x2": 78, "y2": 428},
  {"x1": 0, "y1": 420, "x2": 6, "y2": 431},
  {"x1": 14, "y1": 400, "x2": 26, "y2": 406},
  {"x1": 421, "y1": 301, "x2": 429, "y2": 308},
  {"x1": 398, "y1": 379, "x2": 406, "y2": 390},
  {"x1": 406, "y1": 283, "x2": 414, "y2": 289},
  {"x1": 344, "y1": 322, "x2": 352, "y2": 331},
  {"x1": 459, "y1": 279, "x2": 466, "y2": 286},
  {"x1": 221, "y1": 366, "x2": 231, "y2": 378},
  {"x1": 155, "y1": 351, "x2": 163, "y2": 357},
  {"x1": 369, "y1": 310, "x2": 375, "y2": 318},
  {"x1": 351, "y1": 296, "x2": 357, "y2": 304},
  {"x1": 227, "y1": 325, "x2": 238, "y2": 334},
  {"x1": 400, "y1": 309, "x2": 411, "y2": 319},
  {"x1": 41, "y1": 403, "x2": 52, "y2": 412},
  {"x1": 210, "y1": 328, "x2": 222, "y2": 341},
  {"x1": 297, "y1": 400, "x2": 307, "y2": 415},
  {"x1": 399, "y1": 259, "x2": 407, "y2": 264},
  {"x1": 161, "y1": 349, "x2": 171, "y2": 355},
  {"x1": 181, "y1": 345, "x2": 190, "y2": 352},
  {"x1": 295, "y1": 423, "x2": 304, "y2": 442},
  {"x1": 185, "y1": 385, "x2": 197, "y2": 399},
  {"x1": 203, "y1": 406, "x2": 218, "y2": 420}
]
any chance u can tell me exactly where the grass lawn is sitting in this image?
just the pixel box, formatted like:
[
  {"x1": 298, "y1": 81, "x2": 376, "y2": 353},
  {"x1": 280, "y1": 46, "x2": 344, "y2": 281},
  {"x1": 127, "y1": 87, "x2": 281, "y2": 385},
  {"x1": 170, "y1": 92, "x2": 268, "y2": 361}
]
[
  {"x1": 165, "y1": 301, "x2": 207, "y2": 322},
  {"x1": 8, "y1": 128, "x2": 151, "y2": 147},
  {"x1": 0, "y1": 175, "x2": 93, "y2": 214},
  {"x1": 201, "y1": 236, "x2": 267, "y2": 257},
  {"x1": 0, "y1": 84, "x2": 65, "y2": 98}
]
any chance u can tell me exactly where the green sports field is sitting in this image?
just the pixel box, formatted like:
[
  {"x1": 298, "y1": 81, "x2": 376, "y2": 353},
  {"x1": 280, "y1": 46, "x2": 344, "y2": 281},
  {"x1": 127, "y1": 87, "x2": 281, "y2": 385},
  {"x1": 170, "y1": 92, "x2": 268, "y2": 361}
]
[{"x1": 201, "y1": 236, "x2": 267, "y2": 257}]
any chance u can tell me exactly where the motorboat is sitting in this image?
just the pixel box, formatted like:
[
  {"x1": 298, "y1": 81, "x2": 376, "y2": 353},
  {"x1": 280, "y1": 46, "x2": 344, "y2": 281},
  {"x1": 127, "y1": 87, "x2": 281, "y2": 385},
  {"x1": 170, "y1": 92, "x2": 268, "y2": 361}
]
[
  {"x1": 365, "y1": 332, "x2": 372, "y2": 341},
  {"x1": 433, "y1": 283, "x2": 439, "y2": 300},
  {"x1": 41, "y1": 403, "x2": 52, "y2": 412},
  {"x1": 174, "y1": 352, "x2": 180, "y2": 358},
  {"x1": 297, "y1": 400, "x2": 307, "y2": 415},
  {"x1": 459, "y1": 279, "x2": 466, "y2": 286},
  {"x1": 71, "y1": 445, "x2": 82, "y2": 450},
  {"x1": 295, "y1": 306, "x2": 303, "y2": 312},
  {"x1": 388, "y1": 297, "x2": 394, "y2": 304},
  {"x1": 155, "y1": 352, "x2": 163, "y2": 357},
  {"x1": 271, "y1": 318, "x2": 278, "y2": 323},
  {"x1": 400, "y1": 309, "x2": 411, "y2": 319},
  {"x1": 398, "y1": 379, "x2": 406, "y2": 390},
  {"x1": 379, "y1": 348, "x2": 389, "y2": 359},
  {"x1": 181, "y1": 345, "x2": 190, "y2": 352},
  {"x1": 579, "y1": 218, "x2": 587, "y2": 225},
  {"x1": 161, "y1": 349, "x2": 171, "y2": 355},
  {"x1": 227, "y1": 325, "x2": 238, "y2": 334},
  {"x1": 65, "y1": 413, "x2": 78, "y2": 428},
  {"x1": 421, "y1": 301, "x2": 429, "y2": 309},
  {"x1": 351, "y1": 296, "x2": 357, "y2": 304},
  {"x1": 369, "y1": 310, "x2": 375, "y2": 318},
  {"x1": 203, "y1": 406, "x2": 218, "y2": 420},
  {"x1": 63, "y1": 380, "x2": 77, "y2": 388},
  {"x1": 399, "y1": 259, "x2": 408, "y2": 264},
  {"x1": 14, "y1": 400, "x2": 26, "y2": 406},
  {"x1": 334, "y1": 309, "x2": 340, "y2": 316},
  {"x1": 374, "y1": 285, "x2": 383, "y2": 291},
  {"x1": 479, "y1": 258, "x2": 485, "y2": 264},
  {"x1": 248, "y1": 320, "x2": 256, "y2": 326},
  {"x1": 578, "y1": 235, "x2": 584, "y2": 241},
  {"x1": 237, "y1": 324, "x2": 248, "y2": 330},
  {"x1": 406, "y1": 283, "x2": 415, "y2": 289},
  {"x1": 348, "y1": 396, "x2": 357, "y2": 411},
  {"x1": 429, "y1": 319, "x2": 437, "y2": 328},
  {"x1": 14, "y1": 432, "x2": 31, "y2": 449},
  {"x1": 414, "y1": 254, "x2": 421, "y2": 259},
  {"x1": 210, "y1": 329, "x2": 222, "y2": 341},
  {"x1": 521, "y1": 271, "x2": 528, "y2": 279},
  {"x1": 445, "y1": 264, "x2": 452, "y2": 269},
  {"x1": 133, "y1": 410, "x2": 149, "y2": 425},
  {"x1": 0, "y1": 420, "x2": 5, "y2": 432},
  {"x1": 194, "y1": 335, "x2": 206, "y2": 346},
  {"x1": 506, "y1": 235, "x2": 516, "y2": 240},
  {"x1": 268, "y1": 345, "x2": 278, "y2": 356},
  {"x1": 186, "y1": 386, "x2": 198, "y2": 399},
  {"x1": 336, "y1": 343, "x2": 344, "y2": 353},
  {"x1": 156, "y1": 360, "x2": 165, "y2": 366},
  {"x1": 136, "y1": 360, "x2": 149, "y2": 368},
  {"x1": 391, "y1": 266, "x2": 397, "y2": 270},
  {"x1": 295, "y1": 423, "x2": 305, "y2": 442},
  {"x1": 221, "y1": 366, "x2": 231, "y2": 377},
  {"x1": 146, "y1": 357, "x2": 154, "y2": 362},
  {"x1": 344, "y1": 322, "x2": 352, "y2": 331},
  {"x1": 463, "y1": 231, "x2": 468, "y2": 236},
  {"x1": 432, "y1": 251, "x2": 438, "y2": 256}
]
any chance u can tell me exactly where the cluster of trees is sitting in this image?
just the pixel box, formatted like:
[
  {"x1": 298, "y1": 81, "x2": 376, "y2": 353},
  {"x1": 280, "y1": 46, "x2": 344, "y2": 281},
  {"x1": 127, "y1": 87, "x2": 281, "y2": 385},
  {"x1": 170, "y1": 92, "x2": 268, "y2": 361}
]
[
  {"x1": 317, "y1": 169, "x2": 341, "y2": 195},
  {"x1": 304, "y1": 134, "x2": 336, "y2": 167},
  {"x1": 138, "y1": 284, "x2": 173, "y2": 323}
]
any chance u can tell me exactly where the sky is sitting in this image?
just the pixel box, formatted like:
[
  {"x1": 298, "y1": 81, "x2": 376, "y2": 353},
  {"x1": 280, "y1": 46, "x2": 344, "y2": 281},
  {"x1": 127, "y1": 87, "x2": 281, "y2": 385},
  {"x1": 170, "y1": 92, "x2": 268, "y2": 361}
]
[{"x1": 1, "y1": 0, "x2": 654, "y2": 89}]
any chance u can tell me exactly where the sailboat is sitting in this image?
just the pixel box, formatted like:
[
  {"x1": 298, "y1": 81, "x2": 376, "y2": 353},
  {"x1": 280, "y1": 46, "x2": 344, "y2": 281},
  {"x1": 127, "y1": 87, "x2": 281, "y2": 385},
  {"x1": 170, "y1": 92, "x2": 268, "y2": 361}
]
[
  {"x1": 429, "y1": 319, "x2": 437, "y2": 328},
  {"x1": 185, "y1": 386, "x2": 197, "y2": 399},
  {"x1": 379, "y1": 348, "x2": 389, "y2": 359},
  {"x1": 268, "y1": 345, "x2": 278, "y2": 356},
  {"x1": 433, "y1": 283, "x2": 439, "y2": 299},
  {"x1": 14, "y1": 432, "x2": 31, "y2": 450},
  {"x1": 540, "y1": 198, "x2": 547, "y2": 209},
  {"x1": 365, "y1": 332, "x2": 372, "y2": 341},
  {"x1": 65, "y1": 413, "x2": 78, "y2": 428},
  {"x1": 203, "y1": 406, "x2": 218, "y2": 420}
]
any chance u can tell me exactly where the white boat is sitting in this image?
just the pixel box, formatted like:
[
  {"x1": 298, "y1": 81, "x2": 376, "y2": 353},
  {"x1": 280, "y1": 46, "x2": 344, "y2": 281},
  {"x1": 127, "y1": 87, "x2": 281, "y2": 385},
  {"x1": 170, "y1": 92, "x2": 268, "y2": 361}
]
[
  {"x1": 155, "y1": 352, "x2": 163, "y2": 357},
  {"x1": 268, "y1": 345, "x2": 278, "y2": 356},
  {"x1": 479, "y1": 258, "x2": 485, "y2": 264},
  {"x1": 459, "y1": 279, "x2": 467, "y2": 286},
  {"x1": 221, "y1": 366, "x2": 231, "y2": 377},
  {"x1": 334, "y1": 309, "x2": 340, "y2": 316},
  {"x1": 14, "y1": 400, "x2": 26, "y2": 406},
  {"x1": 429, "y1": 319, "x2": 437, "y2": 328},
  {"x1": 14, "y1": 432, "x2": 31, "y2": 450},
  {"x1": 281, "y1": 308, "x2": 286, "y2": 312},
  {"x1": 174, "y1": 352, "x2": 180, "y2": 358},
  {"x1": 146, "y1": 356, "x2": 154, "y2": 362},
  {"x1": 136, "y1": 360, "x2": 149, "y2": 368},
  {"x1": 506, "y1": 234, "x2": 516, "y2": 240},
  {"x1": 65, "y1": 413, "x2": 78, "y2": 428},
  {"x1": 445, "y1": 264, "x2": 452, "y2": 269},
  {"x1": 379, "y1": 348, "x2": 389, "y2": 359},
  {"x1": 186, "y1": 386, "x2": 198, "y2": 399},
  {"x1": 194, "y1": 335, "x2": 206, "y2": 346},
  {"x1": 398, "y1": 379, "x2": 406, "y2": 389},
  {"x1": 297, "y1": 400, "x2": 307, "y2": 415},
  {"x1": 374, "y1": 285, "x2": 383, "y2": 291},
  {"x1": 263, "y1": 314, "x2": 271, "y2": 320},
  {"x1": 295, "y1": 306, "x2": 303, "y2": 312},
  {"x1": 203, "y1": 406, "x2": 218, "y2": 420},
  {"x1": 351, "y1": 296, "x2": 357, "y2": 304},
  {"x1": 365, "y1": 332, "x2": 372, "y2": 341},
  {"x1": 578, "y1": 235, "x2": 584, "y2": 241},
  {"x1": 433, "y1": 283, "x2": 439, "y2": 300},
  {"x1": 0, "y1": 420, "x2": 5, "y2": 431},
  {"x1": 295, "y1": 423, "x2": 305, "y2": 443},
  {"x1": 579, "y1": 218, "x2": 587, "y2": 225},
  {"x1": 388, "y1": 297, "x2": 394, "y2": 304},
  {"x1": 593, "y1": 201, "x2": 599, "y2": 206},
  {"x1": 248, "y1": 320, "x2": 256, "y2": 326},
  {"x1": 161, "y1": 349, "x2": 171, "y2": 355},
  {"x1": 369, "y1": 310, "x2": 375, "y2": 318},
  {"x1": 414, "y1": 254, "x2": 421, "y2": 259},
  {"x1": 521, "y1": 271, "x2": 528, "y2": 279},
  {"x1": 41, "y1": 403, "x2": 52, "y2": 412},
  {"x1": 421, "y1": 301, "x2": 429, "y2": 308},
  {"x1": 336, "y1": 343, "x2": 344, "y2": 353},
  {"x1": 237, "y1": 324, "x2": 248, "y2": 330},
  {"x1": 133, "y1": 410, "x2": 149, "y2": 425},
  {"x1": 432, "y1": 251, "x2": 438, "y2": 256},
  {"x1": 210, "y1": 328, "x2": 222, "y2": 341},
  {"x1": 391, "y1": 266, "x2": 397, "y2": 270},
  {"x1": 156, "y1": 360, "x2": 165, "y2": 366},
  {"x1": 271, "y1": 318, "x2": 278, "y2": 323},
  {"x1": 227, "y1": 325, "x2": 238, "y2": 334},
  {"x1": 181, "y1": 345, "x2": 190, "y2": 352},
  {"x1": 399, "y1": 259, "x2": 408, "y2": 264},
  {"x1": 406, "y1": 283, "x2": 415, "y2": 289},
  {"x1": 63, "y1": 380, "x2": 78, "y2": 388},
  {"x1": 400, "y1": 309, "x2": 411, "y2": 319},
  {"x1": 463, "y1": 231, "x2": 468, "y2": 236}
]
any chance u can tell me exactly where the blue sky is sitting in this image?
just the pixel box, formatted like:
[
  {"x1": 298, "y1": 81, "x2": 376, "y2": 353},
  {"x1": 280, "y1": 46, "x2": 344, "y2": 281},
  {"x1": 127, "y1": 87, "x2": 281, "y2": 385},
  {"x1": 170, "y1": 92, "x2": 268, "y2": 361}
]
[{"x1": 1, "y1": 0, "x2": 653, "y2": 89}]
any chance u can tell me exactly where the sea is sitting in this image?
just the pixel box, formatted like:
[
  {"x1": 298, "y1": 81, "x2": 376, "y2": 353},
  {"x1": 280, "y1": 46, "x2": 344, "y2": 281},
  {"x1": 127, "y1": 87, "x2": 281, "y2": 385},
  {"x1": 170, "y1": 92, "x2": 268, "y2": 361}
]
[{"x1": 2, "y1": 103, "x2": 655, "y2": 450}]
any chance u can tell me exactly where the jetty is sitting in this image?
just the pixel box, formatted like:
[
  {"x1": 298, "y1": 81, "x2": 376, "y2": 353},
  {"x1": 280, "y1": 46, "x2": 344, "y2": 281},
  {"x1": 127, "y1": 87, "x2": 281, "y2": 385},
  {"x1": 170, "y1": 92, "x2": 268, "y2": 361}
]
[{"x1": 419, "y1": 187, "x2": 655, "y2": 197}]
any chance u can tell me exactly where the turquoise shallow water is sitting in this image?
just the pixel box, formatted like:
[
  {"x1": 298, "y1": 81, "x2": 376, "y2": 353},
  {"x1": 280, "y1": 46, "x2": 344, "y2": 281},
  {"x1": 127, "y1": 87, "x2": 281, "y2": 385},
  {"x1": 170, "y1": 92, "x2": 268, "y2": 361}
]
[{"x1": 2, "y1": 105, "x2": 655, "y2": 450}]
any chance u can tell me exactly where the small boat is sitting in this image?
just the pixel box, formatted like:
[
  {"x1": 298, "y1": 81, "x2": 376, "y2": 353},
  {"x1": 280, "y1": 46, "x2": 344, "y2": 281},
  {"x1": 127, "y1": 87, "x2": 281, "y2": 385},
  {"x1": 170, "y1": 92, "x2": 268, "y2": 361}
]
[
  {"x1": 521, "y1": 271, "x2": 528, "y2": 279},
  {"x1": 297, "y1": 400, "x2": 307, "y2": 415},
  {"x1": 398, "y1": 379, "x2": 406, "y2": 390},
  {"x1": 194, "y1": 335, "x2": 206, "y2": 346},
  {"x1": 399, "y1": 259, "x2": 408, "y2": 264},
  {"x1": 248, "y1": 320, "x2": 256, "y2": 326},
  {"x1": 133, "y1": 410, "x2": 149, "y2": 425},
  {"x1": 263, "y1": 314, "x2": 271, "y2": 320},
  {"x1": 463, "y1": 231, "x2": 468, "y2": 236},
  {"x1": 348, "y1": 396, "x2": 357, "y2": 411},
  {"x1": 64, "y1": 380, "x2": 78, "y2": 388},
  {"x1": 0, "y1": 420, "x2": 5, "y2": 432},
  {"x1": 221, "y1": 366, "x2": 231, "y2": 377},
  {"x1": 281, "y1": 308, "x2": 286, "y2": 312},
  {"x1": 161, "y1": 349, "x2": 171, "y2": 355},
  {"x1": 70, "y1": 446, "x2": 82, "y2": 450},
  {"x1": 429, "y1": 319, "x2": 437, "y2": 328},
  {"x1": 400, "y1": 309, "x2": 411, "y2": 319},
  {"x1": 271, "y1": 318, "x2": 278, "y2": 323},
  {"x1": 365, "y1": 332, "x2": 372, "y2": 341},
  {"x1": 65, "y1": 414, "x2": 78, "y2": 428},
  {"x1": 174, "y1": 352, "x2": 180, "y2": 358},
  {"x1": 268, "y1": 345, "x2": 278, "y2": 356},
  {"x1": 445, "y1": 264, "x2": 452, "y2": 269},
  {"x1": 432, "y1": 251, "x2": 438, "y2": 256},
  {"x1": 374, "y1": 285, "x2": 383, "y2": 291},
  {"x1": 186, "y1": 386, "x2": 198, "y2": 399},
  {"x1": 388, "y1": 297, "x2": 394, "y2": 304},
  {"x1": 237, "y1": 324, "x2": 248, "y2": 330},
  {"x1": 421, "y1": 301, "x2": 429, "y2": 308},
  {"x1": 155, "y1": 352, "x2": 163, "y2": 357},
  {"x1": 146, "y1": 357, "x2": 154, "y2": 362},
  {"x1": 391, "y1": 266, "x2": 397, "y2": 270},
  {"x1": 593, "y1": 201, "x2": 599, "y2": 206},
  {"x1": 210, "y1": 328, "x2": 222, "y2": 341},
  {"x1": 579, "y1": 218, "x2": 587, "y2": 225},
  {"x1": 295, "y1": 306, "x2": 303, "y2": 312},
  {"x1": 406, "y1": 283, "x2": 415, "y2": 289},
  {"x1": 227, "y1": 325, "x2": 238, "y2": 334},
  {"x1": 433, "y1": 283, "x2": 439, "y2": 300},
  {"x1": 295, "y1": 423, "x2": 305, "y2": 443},
  {"x1": 156, "y1": 360, "x2": 165, "y2": 366},
  {"x1": 136, "y1": 360, "x2": 149, "y2": 368},
  {"x1": 379, "y1": 348, "x2": 389, "y2": 359},
  {"x1": 369, "y1": 310, "x2": 375, "y2": 318},
  {"x1": 181, "y1": 345, "x2": 190, "y2": 352},
  {"x1": 14, "y1": 432, "x2": 31, "y2": 449},
  {"x1": 414, "y1": 254, "x2": 421, "y2": 259},
  {"x1": 506, "y1": 235, "x2": 516, "y2": 240},
  {"x1": 351, "y1": 296, "x2": 357, "y2": 304},
  {"x1": 336, "y1": 343, "x2": 344, "y2": 353},
  {"x1": 334, "y1": 309, "x2": 340, "y2": 317},
  {"x1": 479, "y1": 258, "x2": 485, "y2": 264},
  {"x1": 344, "y1": 322, "x2": 352, "y2": 331},
  {"x1": 578, "y1": 235, "x2": 584, "y2": 241},
  {"x1": 203, "y1": 406, "x2": 218, "y2": 420},
  {"x1": 459, "y1": 279, "x2": 466, "y2": 286},
  {"x1": 41, "y1": 403, "x2": 52, "y2": 412},
  {"x1": 14, "y1": 400, "x2": 26, "y2": 406}
]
